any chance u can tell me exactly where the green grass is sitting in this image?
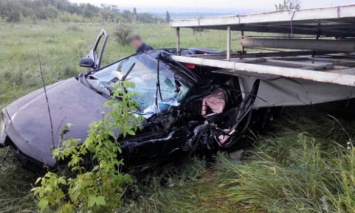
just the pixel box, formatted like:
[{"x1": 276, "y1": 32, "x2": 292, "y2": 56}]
[
  {"x1": 0, "y1": 158, "x2": 38, "y2": 213},
  {"x1": 0, "y1": 22, "x2": 233, "y2": 109}
]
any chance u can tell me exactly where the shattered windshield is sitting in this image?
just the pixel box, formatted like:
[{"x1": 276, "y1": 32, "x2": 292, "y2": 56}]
[{"x1": 87, "y1": 54, "x2": 186, "y2": 116}]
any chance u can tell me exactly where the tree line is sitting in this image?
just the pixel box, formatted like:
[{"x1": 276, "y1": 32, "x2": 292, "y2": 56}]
[{"x1": 0, "y1": 0, "x2": 165, "y2": 23}]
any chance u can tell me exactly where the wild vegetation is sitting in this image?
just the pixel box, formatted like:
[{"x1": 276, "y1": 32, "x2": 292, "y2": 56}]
[{"x1": 33, "y1": 82, "x2": 143, "y2": 212}]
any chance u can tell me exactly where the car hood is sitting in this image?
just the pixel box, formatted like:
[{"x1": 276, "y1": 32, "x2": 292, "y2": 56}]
[{"x1": 4, "y1": 78, "x2": 107, "y2": 167}]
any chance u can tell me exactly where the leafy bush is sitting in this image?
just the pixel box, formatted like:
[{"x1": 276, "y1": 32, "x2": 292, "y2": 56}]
[
  {"x1": 32, "y1": 82, "x2": 144, "y2": 212},
  {"x1": 66, "y1": 25, "x2": 81, "y2": 32},
  {"x1": 114, "y1": 24, "x2": 133, "y2": 46}
]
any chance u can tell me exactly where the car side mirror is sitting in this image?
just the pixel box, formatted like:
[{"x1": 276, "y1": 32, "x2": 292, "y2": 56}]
[{"x1": 79, "y1": 57, "x2": 96, "y2": 69}]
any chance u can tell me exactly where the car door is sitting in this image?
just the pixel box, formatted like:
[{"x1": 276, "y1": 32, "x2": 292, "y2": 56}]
[{"x1": 79, "y1": 29, "x2": 108, "y2": 71}]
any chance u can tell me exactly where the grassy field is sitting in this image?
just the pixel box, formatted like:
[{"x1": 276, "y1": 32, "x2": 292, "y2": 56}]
[
  {"x1": 0, "y1": 22, "x2": 235, "y2": 109},
  {"x1": 0, "y1": 22, "x2": 354, "y2": 213}
]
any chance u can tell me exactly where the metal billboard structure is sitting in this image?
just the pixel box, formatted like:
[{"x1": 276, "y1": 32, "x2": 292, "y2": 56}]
[{"x1": 169, "y1": 5, "x2": 355, "y2": 88}]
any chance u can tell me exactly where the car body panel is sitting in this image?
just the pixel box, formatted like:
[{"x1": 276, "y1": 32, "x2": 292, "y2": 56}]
[{"x1": 3, "y1": 78, "x2": 107, "y2": 166}]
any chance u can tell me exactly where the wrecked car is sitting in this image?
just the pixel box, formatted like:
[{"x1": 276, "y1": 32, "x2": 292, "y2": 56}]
[
  {"x1": 0, "y1": 30, "x2": 260, "y2": 172},
  {"x1": 3, "y1": 5, "x2": 355, "y2": 173}
]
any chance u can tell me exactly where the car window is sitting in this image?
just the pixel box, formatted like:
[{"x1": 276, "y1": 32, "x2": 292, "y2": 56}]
[
  {"x1": 90, "y1": 54, "x2": 179, "y2": 114},
  {"x1": 117, "y1": 55, "x2": 176, "y2": 110}
]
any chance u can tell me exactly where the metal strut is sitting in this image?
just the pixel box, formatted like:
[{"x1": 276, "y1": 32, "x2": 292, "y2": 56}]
[{"x1": 155, "y1": 56, "x2": 163, "y2": 107}]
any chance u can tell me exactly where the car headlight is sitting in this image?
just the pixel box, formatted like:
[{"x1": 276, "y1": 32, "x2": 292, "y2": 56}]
[{"x1": 0, "y1": 112, "x2": 7, "y2": 146}]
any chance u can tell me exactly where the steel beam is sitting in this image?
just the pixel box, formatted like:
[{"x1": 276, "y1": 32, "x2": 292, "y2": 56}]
[
  {"x1": 187, "y1": 51, "x2": 332, "y2": 60},
  {"x1": 169, "y1": 5, "x2": 355, "y2": 37},
  {"x1": 227, "y1": 26, "x2": 231, "y2": 60},
  {"x1": 176, "y1": 27, "x2": 180, "y2": 55},
  {"x1": 241, "y1": 38, "x2": 355, "y2": 52},
  {"x1": 170, "y1": 5, "x2": 355, "y2": 28},
  {"x1": 266, "y1": 59, "x2": 334, "y2": 70},
  {"x1": 171, "y1": 55, "x2": 355, "y2": 87},
  {"x1": 184, "y1": 24, "x2": 355, "y2": 38}
]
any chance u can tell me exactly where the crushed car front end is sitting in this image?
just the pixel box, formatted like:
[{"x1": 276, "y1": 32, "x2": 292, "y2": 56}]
[
  {"x1": 1, "y1": 109, "x2": 46, "y2": 172},
  {"x1": 0, "y1": 78, "x2": 109, "y2": 172}
]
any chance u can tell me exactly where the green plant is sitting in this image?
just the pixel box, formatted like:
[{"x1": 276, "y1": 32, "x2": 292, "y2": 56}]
[
  {"x1": 32, "y1": 82, "x2": 144, "y2": 212},
  {"x1": 114, "y1": 24, "x2": 133, "y2": 46}
]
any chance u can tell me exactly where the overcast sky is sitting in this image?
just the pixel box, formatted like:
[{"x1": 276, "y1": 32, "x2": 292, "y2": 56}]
[{"x1": 70, "y1": 0, "x2": 355, "y2": 12}]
